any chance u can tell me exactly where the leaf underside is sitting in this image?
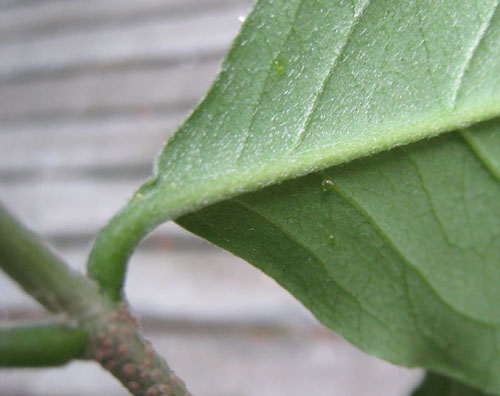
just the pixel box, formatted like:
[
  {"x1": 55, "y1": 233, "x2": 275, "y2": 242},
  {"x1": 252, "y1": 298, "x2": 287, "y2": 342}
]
[
  {"x1": 177, "y1": 121, "x2": 500, "y2": 393},
  {"x1": 89, "y1": 0, "x2": 500, "y2": 392}
]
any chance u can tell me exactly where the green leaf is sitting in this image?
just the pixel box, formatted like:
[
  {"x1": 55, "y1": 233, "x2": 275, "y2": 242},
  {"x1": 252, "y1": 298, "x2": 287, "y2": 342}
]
[
  {"x1": 412, "y1": 371, "x2": 493, "y2": 396},
  {"x1": 176, "y1": 120, "x2": 500, "y2": 393},
  {"x1": 88, "y1": 0, "x2": 500, "y2": 299},
  {"x1": 88, "y1": 1, "x2": 500, "y2": 392}
]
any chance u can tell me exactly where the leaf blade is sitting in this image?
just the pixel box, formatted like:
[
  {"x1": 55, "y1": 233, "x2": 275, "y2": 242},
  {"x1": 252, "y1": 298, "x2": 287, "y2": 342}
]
[
  {"x1": 177, "y1": 123, "x2": 500, "y2": 392},
  {"x1": 89, "y1": 0, "x2": 500, "y2": 300}
]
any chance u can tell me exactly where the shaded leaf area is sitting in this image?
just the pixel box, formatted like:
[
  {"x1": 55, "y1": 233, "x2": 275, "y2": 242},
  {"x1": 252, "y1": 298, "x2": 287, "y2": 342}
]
[
  {"x1": 89, "y1": 0, "x2": 500, "y2": 298},
  {"x1": 412, "y1": 371, "x2": 493, "y2": 396},
  {"x1": 462, "y1": 119, "x2": 500, "y2": 180},
  {"x1": 177, "y1": 121, "x2": 500, "y2": 393}
]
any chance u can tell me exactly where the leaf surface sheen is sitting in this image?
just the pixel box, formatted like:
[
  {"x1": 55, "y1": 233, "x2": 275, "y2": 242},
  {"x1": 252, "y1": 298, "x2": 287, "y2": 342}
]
[
  {"x1": 89, "y1": 0, "x2": 500, "y2": 392},
  {"x1": 134, "y1": 0, "x2": 500, "y2": 210}
]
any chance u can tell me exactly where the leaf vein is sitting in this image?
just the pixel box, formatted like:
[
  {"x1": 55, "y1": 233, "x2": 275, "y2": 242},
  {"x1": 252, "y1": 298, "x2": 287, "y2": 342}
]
[
  {"x1": 415, "y1": 3, "x2": 446, "y2": 109},
  {"x1": 231, "y1": 196, "x2": 392, "y2": 332},
  {"x1": 235, "y1": 0, "x2": 307, "y2": 164},
  {"x1": 329, "y1": 179, "x2": 496, "y2": 327},
  {"x1": 291, "y1": 0, "x2": 371, "y2": 152},
  {"x1": 459, "y1": 128, "x2": 500, "y2": 183},
  {"x1": 450, "y1": 0, "x2": 499, "y2": 109}
]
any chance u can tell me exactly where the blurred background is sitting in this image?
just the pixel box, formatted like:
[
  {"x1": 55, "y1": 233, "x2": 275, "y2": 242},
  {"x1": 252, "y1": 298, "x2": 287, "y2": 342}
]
[{"x1": 0, "y1": 0, "x2": 423, "y2": 395}]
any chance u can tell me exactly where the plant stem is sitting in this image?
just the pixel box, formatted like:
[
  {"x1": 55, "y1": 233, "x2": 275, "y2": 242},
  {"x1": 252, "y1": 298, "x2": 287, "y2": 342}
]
[
  {"x1": 0, "y1": 203, "x2": 192, "y2": 396},
  {"x1": 88, "y1": 301, "x2": 192, "y2": 396},
  {"x1": 88, "y1": 202, "x2": 153, "y2": 302},
  {"x1": 0, "y1": 203, "x2": 97, "y2": 314},
  {"x1": 0, "y1": 323, "x2": 88, "y2": 367}
]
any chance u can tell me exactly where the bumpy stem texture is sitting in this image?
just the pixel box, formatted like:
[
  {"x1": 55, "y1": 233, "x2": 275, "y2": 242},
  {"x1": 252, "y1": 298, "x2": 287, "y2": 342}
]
[
  {"x1": 88, "y1": 302, "x2": 192, "y2": 396},
  {"x1": 0, "y1": 202, "x2": 192, "y2": 396}
]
